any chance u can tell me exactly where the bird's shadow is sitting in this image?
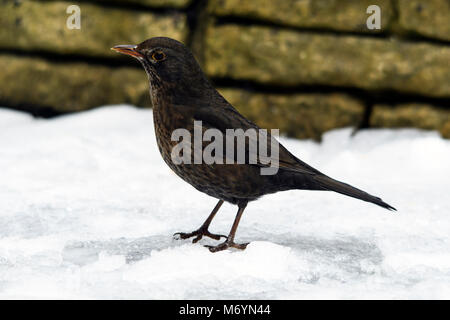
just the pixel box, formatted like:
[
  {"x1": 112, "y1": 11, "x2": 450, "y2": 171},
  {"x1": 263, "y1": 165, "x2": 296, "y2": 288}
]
[
  {"x1": 62, "y1": 235, "x2": 180, "y2": 265},
  {"x1": 250, "y1": 232, "x2": 383, "y2": 278},
  {"x1": 62, "y1": 232, "x2": 383, "y2": 279}
]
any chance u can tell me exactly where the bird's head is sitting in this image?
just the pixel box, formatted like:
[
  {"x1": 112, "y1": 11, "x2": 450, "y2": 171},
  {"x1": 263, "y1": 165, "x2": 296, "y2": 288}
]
[{"x1": 112, "y1": 37, "x2": 211, "y2": 102}]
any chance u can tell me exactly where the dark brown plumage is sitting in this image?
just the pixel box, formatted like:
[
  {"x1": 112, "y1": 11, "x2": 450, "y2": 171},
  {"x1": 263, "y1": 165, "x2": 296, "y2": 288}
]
[{"x1": 112, "y1": 37, "x2": 396, "y2": 252}]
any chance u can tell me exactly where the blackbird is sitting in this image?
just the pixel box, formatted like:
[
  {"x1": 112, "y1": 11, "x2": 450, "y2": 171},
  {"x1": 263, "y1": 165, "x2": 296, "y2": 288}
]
[{"x1": 112, "y1": 37, "x2": 395, "y2": 252}]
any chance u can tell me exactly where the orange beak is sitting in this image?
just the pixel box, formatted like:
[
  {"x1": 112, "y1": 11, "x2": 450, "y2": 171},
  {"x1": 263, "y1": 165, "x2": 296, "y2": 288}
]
[{"x1": 111, "y1": 45, "x2": 143, "y2": 58}]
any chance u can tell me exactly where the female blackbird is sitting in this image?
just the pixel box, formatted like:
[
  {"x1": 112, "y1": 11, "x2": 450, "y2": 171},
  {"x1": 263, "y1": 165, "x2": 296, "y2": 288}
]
[{"x1": 112, "y1": 37, "x2": 395, "y2": 252}]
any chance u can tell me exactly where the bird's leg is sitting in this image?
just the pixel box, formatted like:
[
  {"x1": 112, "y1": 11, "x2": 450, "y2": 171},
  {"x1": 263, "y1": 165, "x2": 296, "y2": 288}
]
[
  {"x1": 173, "y1": 200, "x2": 227, "y2": 243},
  {"x1": 206, "y1": 203, "x2": 249, "y2": 252}
]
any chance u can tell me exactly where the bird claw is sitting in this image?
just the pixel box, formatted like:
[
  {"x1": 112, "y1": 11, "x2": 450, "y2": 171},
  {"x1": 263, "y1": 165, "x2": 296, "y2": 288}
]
[
  {"x1": 173, "y1": 228, "x2": 227, "y2": 243},
  {"x1": 205, "y1": 240, "x2": 249, "y2": 252}
]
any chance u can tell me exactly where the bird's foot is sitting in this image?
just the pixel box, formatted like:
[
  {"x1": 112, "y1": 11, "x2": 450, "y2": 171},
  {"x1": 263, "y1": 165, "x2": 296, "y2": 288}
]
[
  {"x1": 205, "y1": 239, "x2": 249, "y2": 253},
  {"x1": 173, "y1": 227, "x2": 227, "y2": 244}
]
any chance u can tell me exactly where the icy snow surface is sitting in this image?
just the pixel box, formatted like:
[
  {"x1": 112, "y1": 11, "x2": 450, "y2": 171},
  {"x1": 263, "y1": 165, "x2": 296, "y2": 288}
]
[{"x1": 0, "y1": 105, "x2": 449, "y2": 299}]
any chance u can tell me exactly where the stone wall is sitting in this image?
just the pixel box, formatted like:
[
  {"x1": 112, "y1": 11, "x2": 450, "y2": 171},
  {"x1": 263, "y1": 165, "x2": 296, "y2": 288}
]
[{"x1": 0, "y1": 0, "x2": 449, "y2": 140}]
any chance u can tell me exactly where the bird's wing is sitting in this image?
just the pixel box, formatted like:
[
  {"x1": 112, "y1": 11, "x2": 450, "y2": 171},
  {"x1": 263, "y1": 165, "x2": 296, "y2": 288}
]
[
  {"x1": 192, "y1": 98, "x2": 321, "y2": 176},
  {"x1": 190, "y1": 96, "x2": 397, "y2": 211}
]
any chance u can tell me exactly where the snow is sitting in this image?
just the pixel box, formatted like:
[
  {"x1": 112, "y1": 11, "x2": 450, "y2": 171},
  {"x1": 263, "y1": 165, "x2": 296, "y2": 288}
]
[{"x1": 0, "y1": 105, "x2": 449, "y2": 299}]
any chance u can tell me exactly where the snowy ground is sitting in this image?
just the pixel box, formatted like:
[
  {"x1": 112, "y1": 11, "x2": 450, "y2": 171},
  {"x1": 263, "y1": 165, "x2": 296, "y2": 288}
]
[{"x1": 0, "y1": 105, "x2": 449, "y2": 299}]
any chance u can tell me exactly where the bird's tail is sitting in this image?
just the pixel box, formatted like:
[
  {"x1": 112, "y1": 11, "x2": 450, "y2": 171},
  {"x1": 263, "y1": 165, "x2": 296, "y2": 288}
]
[{"x1": 314, "y1": 175, "x2": 396, "y2": 211}]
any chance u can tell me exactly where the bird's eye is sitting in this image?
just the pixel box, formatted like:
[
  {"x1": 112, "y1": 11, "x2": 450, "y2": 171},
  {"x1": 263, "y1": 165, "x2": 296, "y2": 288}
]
[{"x1": 151, "y1": 51, "x2": 166, "y2": 62}]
